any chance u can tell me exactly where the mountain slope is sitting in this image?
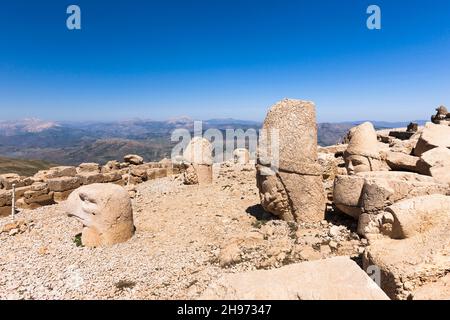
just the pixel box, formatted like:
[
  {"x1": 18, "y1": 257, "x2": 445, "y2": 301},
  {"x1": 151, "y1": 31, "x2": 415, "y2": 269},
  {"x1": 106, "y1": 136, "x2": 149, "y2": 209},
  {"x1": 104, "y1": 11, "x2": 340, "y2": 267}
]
[{"x1": 0, "y1": 156, "x2": 57, "y2": 176}]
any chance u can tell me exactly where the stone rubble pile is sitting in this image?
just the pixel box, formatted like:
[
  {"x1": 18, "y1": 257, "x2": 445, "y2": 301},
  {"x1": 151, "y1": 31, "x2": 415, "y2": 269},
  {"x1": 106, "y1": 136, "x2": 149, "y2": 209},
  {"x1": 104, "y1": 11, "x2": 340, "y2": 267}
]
[
  {"x1": 323, "y1": 105, "x2": 450, "y2": 300},
  {"x1": 0, "y1": 155, "x2": 182, "y2": 217},
  {"x1": 220, "y1": 101, "x2": 450, "y2": 300}
]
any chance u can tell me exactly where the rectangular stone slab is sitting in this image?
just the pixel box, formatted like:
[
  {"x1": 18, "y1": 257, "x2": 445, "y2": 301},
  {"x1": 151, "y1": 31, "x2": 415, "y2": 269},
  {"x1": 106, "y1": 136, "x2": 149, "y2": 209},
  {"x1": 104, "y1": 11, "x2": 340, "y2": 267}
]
[{"x1": 200, "y1": 256, "x2": 389, "y2": 300}]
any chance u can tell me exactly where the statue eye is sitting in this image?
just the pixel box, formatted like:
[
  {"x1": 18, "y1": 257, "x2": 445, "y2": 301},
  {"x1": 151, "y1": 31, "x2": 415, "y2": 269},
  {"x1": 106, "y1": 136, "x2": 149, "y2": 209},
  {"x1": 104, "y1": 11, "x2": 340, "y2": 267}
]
[{"x1": 79, "y1": 192, "x2": 97, "y2": 204}]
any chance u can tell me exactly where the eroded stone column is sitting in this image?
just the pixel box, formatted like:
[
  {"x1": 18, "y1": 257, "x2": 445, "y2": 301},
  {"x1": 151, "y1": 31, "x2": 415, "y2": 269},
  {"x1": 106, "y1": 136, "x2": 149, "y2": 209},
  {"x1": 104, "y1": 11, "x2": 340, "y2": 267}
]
[{"x1": 256, "y1": 99, "x2": 326, "y2": 223}]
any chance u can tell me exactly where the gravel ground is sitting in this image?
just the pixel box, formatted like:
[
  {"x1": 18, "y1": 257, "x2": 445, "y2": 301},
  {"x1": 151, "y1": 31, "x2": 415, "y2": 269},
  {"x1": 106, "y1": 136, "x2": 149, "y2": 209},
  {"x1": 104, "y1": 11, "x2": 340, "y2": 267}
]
[{"x1": 0, "y1": 164, "x2": 365, "y2": 299}]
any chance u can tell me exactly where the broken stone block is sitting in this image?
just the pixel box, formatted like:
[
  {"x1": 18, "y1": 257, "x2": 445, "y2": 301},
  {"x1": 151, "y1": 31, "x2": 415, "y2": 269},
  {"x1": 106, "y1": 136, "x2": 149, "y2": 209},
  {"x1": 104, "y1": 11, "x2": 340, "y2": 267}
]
[
  {"x1": 76, "y1": 172, "x2": 105, "y2": 185},
  {"x1": 101, "y1": 160, "x2": 120, "y2": 173},
  {"x1": 385, "y1": 151, "x2": 420, "y2": 172},
  {"x1": 124, "y1": 154, "x2": 144, "y2": 165},
  {"x1": 33, "y1": 166, "x2": 77, "y2": 181},
  {"x1": 14, "y1": 185, "x2": 33, "y2": 199},
  {"x1": 0, "y1": 173, "x2": 33, "y2": 190},
  {"x1": 417, "y1": 147, "x2": 450, "y2": 185},
  {"x1": 102, "y1": 171, "x2": 122, "y2": 183},
  {"x1": 23, "y1": 188, "x2": 54, "y2": 206},
  {"x1": 0, "y1": 189, "x2": 12, "y2": 207},
  {"x1": 77, "y1": 163, "x2": 100, "y2": 174},
  {"x1": 200, "y1": 257, "x2": 389, "y2": 300},
  {"x1": 47, "y1": 176, "x2": 82, "y2": 192},
  {"x1": 414, "y1": 122, "x2": 450, "y2": 156}
]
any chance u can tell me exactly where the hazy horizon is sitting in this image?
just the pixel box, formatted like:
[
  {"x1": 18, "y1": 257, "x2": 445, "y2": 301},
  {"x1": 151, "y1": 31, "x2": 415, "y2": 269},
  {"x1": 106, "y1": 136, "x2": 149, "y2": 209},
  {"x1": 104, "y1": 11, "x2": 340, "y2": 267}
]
[{"x1": 0, "y1": 115, "x2": 430, "y2": 125}]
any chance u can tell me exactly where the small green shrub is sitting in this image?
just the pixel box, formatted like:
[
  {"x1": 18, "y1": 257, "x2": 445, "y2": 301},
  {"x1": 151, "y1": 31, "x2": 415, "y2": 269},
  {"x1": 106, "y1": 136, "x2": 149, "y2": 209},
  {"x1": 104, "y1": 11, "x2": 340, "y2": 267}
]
[{"x1": 73, "y1": 233, "x2": 83, "y2": 247}]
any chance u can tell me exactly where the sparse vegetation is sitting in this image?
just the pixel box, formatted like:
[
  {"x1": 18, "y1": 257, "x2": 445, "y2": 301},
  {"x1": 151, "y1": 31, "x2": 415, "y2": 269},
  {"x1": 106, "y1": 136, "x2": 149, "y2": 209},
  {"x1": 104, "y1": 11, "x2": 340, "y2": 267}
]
[{"x1": 73, "y1": 233, "x2": 83, "y2": 247}]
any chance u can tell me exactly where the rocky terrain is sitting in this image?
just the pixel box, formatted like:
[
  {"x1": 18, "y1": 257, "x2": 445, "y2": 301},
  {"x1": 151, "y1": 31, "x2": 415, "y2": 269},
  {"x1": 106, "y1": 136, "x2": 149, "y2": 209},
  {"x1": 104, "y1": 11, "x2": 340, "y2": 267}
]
[
  {"x1": 0, "y1": 102, "x2": 448, "y2": 300},
  {"x1": 0, "y1": 163, "x2": 365, "y2": 299}
]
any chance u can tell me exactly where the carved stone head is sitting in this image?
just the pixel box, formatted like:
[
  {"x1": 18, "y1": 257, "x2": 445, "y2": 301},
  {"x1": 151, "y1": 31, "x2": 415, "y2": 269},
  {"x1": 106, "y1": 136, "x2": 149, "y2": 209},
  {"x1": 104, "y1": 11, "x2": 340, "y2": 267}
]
[
  {"x1": 344, "y1": 122, "x2": 383, "y2": 175},
  {"x1": 66, "y1": 183, "x2": 134, "y2": 247},
  {"x1": 233, "y1": 148, "x2": 250, "y2": 164}
]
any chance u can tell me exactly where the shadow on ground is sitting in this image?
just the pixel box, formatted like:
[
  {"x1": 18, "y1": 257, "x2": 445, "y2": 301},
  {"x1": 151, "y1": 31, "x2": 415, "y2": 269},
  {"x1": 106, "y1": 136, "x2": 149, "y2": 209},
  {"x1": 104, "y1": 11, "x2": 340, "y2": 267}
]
[{"x1": 245, "y1": 204, "x2": 276, "y2": 221}]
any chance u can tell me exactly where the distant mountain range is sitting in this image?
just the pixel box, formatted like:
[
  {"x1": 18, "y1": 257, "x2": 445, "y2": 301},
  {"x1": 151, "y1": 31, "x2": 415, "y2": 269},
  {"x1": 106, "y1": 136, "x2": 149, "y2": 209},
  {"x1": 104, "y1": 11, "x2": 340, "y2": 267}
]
[{"x1": 0, "y1": 118, "x2": 426, "y2": 167}]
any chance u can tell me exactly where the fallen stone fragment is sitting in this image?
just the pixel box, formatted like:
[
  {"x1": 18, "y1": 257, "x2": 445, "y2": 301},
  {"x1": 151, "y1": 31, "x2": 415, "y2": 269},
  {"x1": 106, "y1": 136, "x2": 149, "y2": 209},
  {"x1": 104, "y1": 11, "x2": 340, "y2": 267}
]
[{"x1": 200, "y1": 257, "x2": 389, "y2": 300}]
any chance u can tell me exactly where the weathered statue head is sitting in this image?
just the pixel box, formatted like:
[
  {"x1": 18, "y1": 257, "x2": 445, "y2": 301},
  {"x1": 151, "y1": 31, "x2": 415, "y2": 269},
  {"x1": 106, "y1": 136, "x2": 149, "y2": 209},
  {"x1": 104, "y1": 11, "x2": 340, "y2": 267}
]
[
  {"x1": 233, "y1": 148, "x2": 250, "y2": 164},
  {"x1": 344, "y1": 122, "x2": 383, "y2": 175},
  {"x1": 66, "y1": 183, "x2": 134, "y2": 247},
  {"x1": 182, "y1": 137, "x2": 213, "y2": 185}
]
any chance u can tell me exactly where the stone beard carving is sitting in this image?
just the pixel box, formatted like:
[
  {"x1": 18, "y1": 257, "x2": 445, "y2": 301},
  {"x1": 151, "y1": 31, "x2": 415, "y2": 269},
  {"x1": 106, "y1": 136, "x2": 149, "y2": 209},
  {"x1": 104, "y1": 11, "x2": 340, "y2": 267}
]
[
  {"x1": 66, "y1": 183, "x2": 134, "y2": 247},
  {"x1": 256, "y1": 99, "x2": 326, "y2": 223},
  {"x1": 182, "y1": 137, "x2": 213, "y2": 185},
  {"x1": 344, "y1": 122, "x2": 384, "y2": 175}
]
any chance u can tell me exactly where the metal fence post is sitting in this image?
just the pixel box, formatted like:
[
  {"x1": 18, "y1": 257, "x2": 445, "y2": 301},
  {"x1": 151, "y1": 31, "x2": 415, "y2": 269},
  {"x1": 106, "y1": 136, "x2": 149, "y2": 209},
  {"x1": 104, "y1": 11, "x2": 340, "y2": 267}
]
[{"x1": 11, "y1": 183, "x2": 16, "y2": 221}]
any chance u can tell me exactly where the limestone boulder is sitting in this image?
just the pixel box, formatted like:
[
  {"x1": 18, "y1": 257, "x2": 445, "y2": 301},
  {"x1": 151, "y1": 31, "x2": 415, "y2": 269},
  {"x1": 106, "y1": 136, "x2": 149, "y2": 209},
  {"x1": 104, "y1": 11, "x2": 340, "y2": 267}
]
[
  {"x1": 124, "y1": 154, "x2": 144, "y2": 165},
  {"x1": 47, "y1": 176, "x2": 82, "y2": 192},
  {"x1": 414, "y1": 122, "x2": 450, "y2": 156},
  {"x1": 0, "y1": 189, "x2": 12, "y2": 207},
  {"x1": 200, "y1": 257, "x2": 389, "y2": 300},
  {"x1": 102, "y1": 160, "x2": 120, "y2": 173},
  {"x1": 14, "y1": 185, "x2": 32, "y2": 199},
  {"x1": 33, "y1": 166, "x2": 77, "y2": 181},
  {"x1": 431, "y1": 105, "x2": 450, "y2": 124},
  {"x1": 77, "y1": 163, "x2": 100, "y2": 174},
  {"x1": 102, "y1": 171, "x2": 122, "y2": 183},
  {"x1": 66, "y1": 183, "x2": 134, "y2": 247},
  {"x1": 76, "y1": 172, "x2": 105, "y2": 185},
  {"x1": 417, "y1": 147, "x2": 450, "y2": 185},
  {"x1": 0, "y1": 173, "x2": 33, "y2": 190},
  {"x1": 23, "y1": 187, "x2": 54, "y2": 207},
  {"x1": 384, "y1": 151, "x2": 420, "y2": 172},
  {"x1": 130, "y1": 166, "x2": 148, "y2": 182}
]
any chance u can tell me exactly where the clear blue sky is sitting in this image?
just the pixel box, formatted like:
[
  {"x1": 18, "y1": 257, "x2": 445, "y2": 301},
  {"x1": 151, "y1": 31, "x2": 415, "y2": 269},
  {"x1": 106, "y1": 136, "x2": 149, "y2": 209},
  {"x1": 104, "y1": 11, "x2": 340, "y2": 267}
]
[{"x1": 0, "y1": 0, "x2": 449, "y2": 122}]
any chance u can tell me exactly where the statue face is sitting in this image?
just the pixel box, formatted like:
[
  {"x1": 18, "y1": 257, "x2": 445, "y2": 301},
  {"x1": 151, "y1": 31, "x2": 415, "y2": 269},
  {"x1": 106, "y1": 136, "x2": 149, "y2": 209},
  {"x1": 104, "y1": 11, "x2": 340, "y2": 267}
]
[
  {"x1": 67, "y1": 189, "x2": 102, "y2": 230},
  {"x1": 256, "y1": 167, "x2": 293, "y2": 220},
  {"x1": 66, "y1": 184, "x2": 134, "y2": 247},
  {"x1": 345, "y1": 154, "x2": 371, "y2": 175}
]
